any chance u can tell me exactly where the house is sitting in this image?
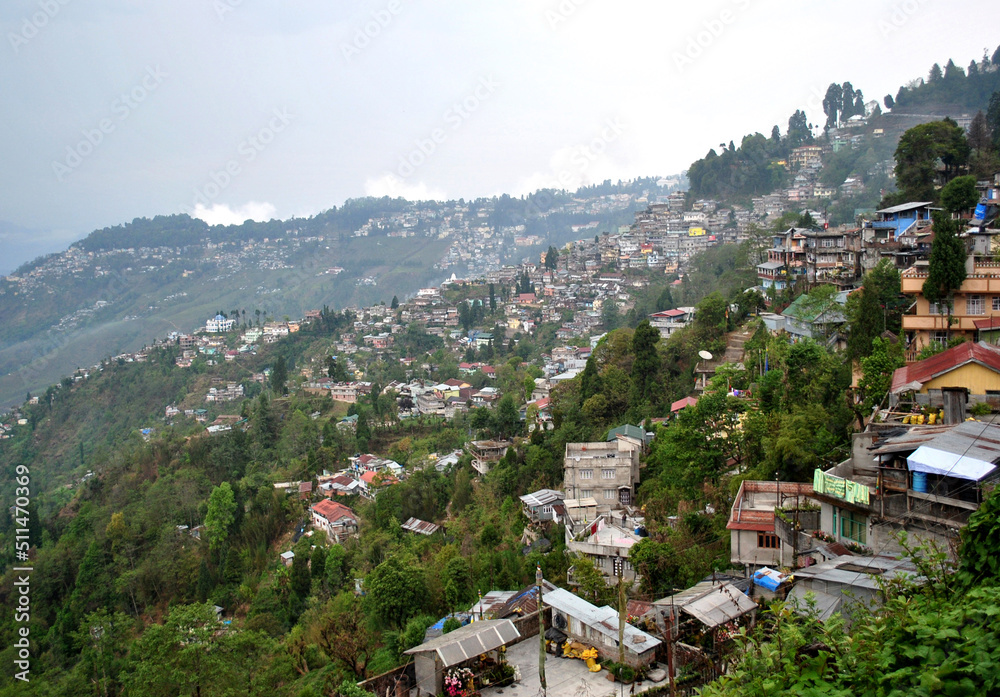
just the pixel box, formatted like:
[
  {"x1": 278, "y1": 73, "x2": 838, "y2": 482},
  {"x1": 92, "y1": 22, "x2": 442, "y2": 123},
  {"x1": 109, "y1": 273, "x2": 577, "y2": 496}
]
[
  {"x1": 310, "y1": 500, "x2": 358, "y2": 542},
  {"x1": 205, "y1": 314, "x2": 235, "y2": 332},
  {"x1": 401, "y1": 517, "x2": 441, "y2": 535},
  {"x1": 519, "y1": 489, "x2": 564, "y2": 524},
  {"x1": 467, "y1": 439, "x2": 511, "y2": 475},
  {"x1": 280, "y1": 550, "x2": 295, "y2": 567},
  {"x1": 785, "y1": 555, "x2": 918, "y2": 624},
  {"x1": 403, "y1": 620, "x2": 521, "y2": 697},
  {"x1": 563, "y1": 438, "x2": 641, "y2": 509},
  {"x1": 900, "y1": 249, "x2": 1000, "y2": 359},
  {"x1": 727, "y1": 480, "x2": 816, "y2": 575},
  {"x1": 298, "y1": 481, "x2": 313, "y2": 500},
  {"x1": 565, "y1": 507, "x2": 644, "y2": 582},
  {"x1": 543, "y1": 587, "x2": 661, "y2": 668},
  {"x1": 889, "y1": 341, "x2": 1000, "y2": 410},
  {"x1": 780, "y1": 291, "x2": 847, "y2": 343},
  {"x1": 865, "y1": 201, "x2": 936, "y2": 241},
  {"x1": 670, "y1": 396, "x2": 698, "y2": 413},
  {"x1": 648, "y1": 308, "x2": 694, "y2": 339},
  {"x1": 810, "y1": 423, "x2": 1000, "y2": 559}
]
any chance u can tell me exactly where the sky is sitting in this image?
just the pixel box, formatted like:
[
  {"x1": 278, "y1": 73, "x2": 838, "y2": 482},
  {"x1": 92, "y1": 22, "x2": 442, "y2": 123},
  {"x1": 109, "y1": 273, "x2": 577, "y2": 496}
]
[{"x1": 0, "y1": 0, "x2": 995, "y2": 274}]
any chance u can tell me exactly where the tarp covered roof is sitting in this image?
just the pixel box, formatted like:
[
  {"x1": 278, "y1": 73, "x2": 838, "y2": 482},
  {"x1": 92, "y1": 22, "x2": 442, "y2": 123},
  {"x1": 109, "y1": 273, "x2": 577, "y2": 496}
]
[
  {"x1": 907, "y1": 445, "x2": 997, "y2": 481},
  {"x1": 403, "y1": 619, "x2": 520, "y2": 667}
]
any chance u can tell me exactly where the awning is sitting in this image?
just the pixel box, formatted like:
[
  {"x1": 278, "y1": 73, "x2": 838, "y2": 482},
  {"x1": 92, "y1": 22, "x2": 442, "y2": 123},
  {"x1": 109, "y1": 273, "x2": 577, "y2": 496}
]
[{"x1": 907, "y1": 445, "x2": 997, "y2": 481}]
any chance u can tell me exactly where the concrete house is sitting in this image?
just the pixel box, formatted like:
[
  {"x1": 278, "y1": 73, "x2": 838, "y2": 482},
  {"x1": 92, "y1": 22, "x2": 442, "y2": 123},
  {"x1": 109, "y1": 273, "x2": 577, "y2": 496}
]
[{"x1": 563, "y1": 438, "x2": 640, "y2": 509}]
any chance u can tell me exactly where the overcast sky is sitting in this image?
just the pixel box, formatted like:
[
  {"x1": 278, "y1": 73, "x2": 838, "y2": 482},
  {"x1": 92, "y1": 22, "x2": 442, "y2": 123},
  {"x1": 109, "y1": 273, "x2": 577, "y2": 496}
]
[{"x1": 0, "y1": 0, "x2": 995, "y2": 273}]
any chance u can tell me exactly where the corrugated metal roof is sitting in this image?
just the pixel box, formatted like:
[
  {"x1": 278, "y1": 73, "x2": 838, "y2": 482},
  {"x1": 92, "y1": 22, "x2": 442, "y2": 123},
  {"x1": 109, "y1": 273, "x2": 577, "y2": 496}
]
[
  {"x1": 679, "y1": 583, "x2": 757, "y2": 629},
  {"x1": 544, "y1": 588, "x2": 661, "y2": 654},
  {"x1": 401, "y1": 517, "x2": 441, "y2": 535},
  {"x1": 873, "y1": 421, "x2": 1000, "y2": 466},
  {"x1": 403, "y1": 619, "x2": 520, "y2": 667},
  {"x1": 519, "y1": 489, "x2": 564, "y2": 507}
]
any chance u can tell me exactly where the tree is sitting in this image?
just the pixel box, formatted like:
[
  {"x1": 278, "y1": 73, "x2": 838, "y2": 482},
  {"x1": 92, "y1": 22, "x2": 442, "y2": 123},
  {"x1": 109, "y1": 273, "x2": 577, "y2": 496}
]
[
  {"x1": 364, "y1": 556, "x2": 427, "y2": 629},
  {"x1": 822, "y1": 83, "x2": 843, "y2": 129},
  {"x1": 390, "y1": 295, "x2": 399, "y2": 309},
  {"x1": 630, "y1": 320, "x2": 661, "y2": 409},
  {"x1": 858, "y1": 337, "x2": 904, "y2": 415},
  {"x1": 922, "y1": 213, "x2": 968, "y2": 343},
  {"x1": 846, "y1": 260, "x2": 904, "y2": 360},
  {"x1": 204, "y1": 482, "x2": 237, "y2": 552},
  {"x1": 988, "y1": 92, "x2": 1000, "y2": 149},
  {"x1": 123, "y1": 604, "x2": 226, "y2": 697},
  {"x1": 327, "y1": 355, "x2": 349, "y2": 382},
  {"x1": 940, "y1": 175, "x2": 980, "y2": 214},
  {"x1": 884, "y1": 94, "x2": 895, "y2": 110},
  {"x1": 316, "y1": 594, "x2": 378, "y2": 677},
  {"x1": 493, "y1": 394, "x2": 521, "y2": 440},
  {"x1": 929, "y1": 62, "x2": 943, "y2": 82},
  {"x1": 894, "y1": 119, "x2": 970, "y2": 201},
  {"x1": 489, "y1": 283, "x2": 497, "y2": 313},
  {"x1": 290, "y1": 537, "x2": 312, "y2": 599},
  {"x1": 270, "y1": 356, "x2": 288, "y2": 395},
  {"x1": 545, "y1": 245, "x2": 559, "y2": 270}
]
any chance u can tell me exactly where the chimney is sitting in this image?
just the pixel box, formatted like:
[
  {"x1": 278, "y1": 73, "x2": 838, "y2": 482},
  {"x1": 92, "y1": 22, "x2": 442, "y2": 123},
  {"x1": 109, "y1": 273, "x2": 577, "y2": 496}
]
[{"x1": 941, "y1": 387, "x2": 968, "y2": 425}]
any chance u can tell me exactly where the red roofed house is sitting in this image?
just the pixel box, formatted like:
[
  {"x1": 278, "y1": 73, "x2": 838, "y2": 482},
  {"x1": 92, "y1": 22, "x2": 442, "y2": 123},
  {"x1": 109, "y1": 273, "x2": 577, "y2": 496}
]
[
  {"x1": 517, "y1": 293, "x2": 537, "y2": 304},
  {"x1": 649, "y1": 308, "x2": 694, "y2": 339},
  {"x1": 728, "y1": 480, "x2": 815, "y2": 575},
  {"x1": 890, "y1": 341, "x2": 1000, "y2": 411},
  {"x1": 310, "y1": 500, "x2": 358, "y2": 542},
  {"x1": 670, "y1": 396, "x2": 698, "y2": 413}
]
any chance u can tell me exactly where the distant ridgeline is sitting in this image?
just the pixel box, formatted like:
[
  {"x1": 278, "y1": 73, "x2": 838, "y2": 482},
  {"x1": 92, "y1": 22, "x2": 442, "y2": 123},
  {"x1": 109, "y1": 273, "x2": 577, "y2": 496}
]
[{"x1": 685, "y1": 47, "x2": 1000, "y2": 207}]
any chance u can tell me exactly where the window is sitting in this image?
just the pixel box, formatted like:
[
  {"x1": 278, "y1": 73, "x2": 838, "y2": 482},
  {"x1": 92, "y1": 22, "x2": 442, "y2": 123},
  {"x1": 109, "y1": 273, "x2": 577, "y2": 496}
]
[
  {"x1": 602, "y1": 468, "x2": 615, "y2": 480},
  {"x1": 580, "y1": 489, "x2": 592, "y2": 499},
  {"x1": 757, "y1": 533, "x2": 780, "y2": 549},
  {"x1": 619, "y1": 489, "x2": 631, "y2": 505},
  {"x1": 928, "y1": 302, "x2": 945, "y2": 315},
  {"x1": 968, "y1": 295, "x2": 985, "y2": 315},
  {"x1": 604, "y1": 489, "x2": 615, "y2": 500},
  {"x1": 993, "y1": 297, "x2": 1000, "y2": 312},
  {"x1": 579, "y1": 469, "x2": 593, "y2": 480},
  {"x1": 933, "y1": 331, "x2": 949, "y2": 347},
  {"x1": 840, "y1": 510, "x2": 866, "y2": 544}
]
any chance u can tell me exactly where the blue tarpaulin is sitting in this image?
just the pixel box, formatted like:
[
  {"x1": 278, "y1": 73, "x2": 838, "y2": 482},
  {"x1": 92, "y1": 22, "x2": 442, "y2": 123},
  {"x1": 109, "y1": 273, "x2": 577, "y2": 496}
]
[{"x1": 752, "y1": 567, "x2": 787, "y2": 592}]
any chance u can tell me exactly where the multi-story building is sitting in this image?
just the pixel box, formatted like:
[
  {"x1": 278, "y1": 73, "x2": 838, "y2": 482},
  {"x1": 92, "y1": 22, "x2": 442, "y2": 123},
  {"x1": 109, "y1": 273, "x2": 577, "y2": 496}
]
[
  {"x1": 563, "y1": 438, "x2": 641, "y2": 509},
  {"x1": 901, "y1": 236, "x2": 1000, "y2": 359},
  {"x1": 727, "y1": 480, "x2": 816, "y2": 575}
]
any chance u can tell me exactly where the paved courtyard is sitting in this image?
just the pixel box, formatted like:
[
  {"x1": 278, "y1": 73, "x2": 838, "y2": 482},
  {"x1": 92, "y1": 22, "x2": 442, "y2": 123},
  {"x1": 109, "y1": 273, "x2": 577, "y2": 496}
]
[{"x1": 480, "y1": 636, "x2": 667, "y2": 697}]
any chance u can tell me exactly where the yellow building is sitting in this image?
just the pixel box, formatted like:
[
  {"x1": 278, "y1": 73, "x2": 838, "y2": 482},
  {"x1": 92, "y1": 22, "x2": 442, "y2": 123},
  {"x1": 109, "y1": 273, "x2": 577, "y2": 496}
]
[
  {"x1": 901, "y1": 256, "x2": 1000, "y2": 360},
  {"x1": 890, "y1": 341, "x2": 1000, "y2": 408}
]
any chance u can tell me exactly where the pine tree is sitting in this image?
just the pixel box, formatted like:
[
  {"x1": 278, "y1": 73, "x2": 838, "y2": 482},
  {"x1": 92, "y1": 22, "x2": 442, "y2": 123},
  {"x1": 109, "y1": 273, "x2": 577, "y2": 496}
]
[{"x1": 922, "y1": 213, "x2": 968, "y2": 343}]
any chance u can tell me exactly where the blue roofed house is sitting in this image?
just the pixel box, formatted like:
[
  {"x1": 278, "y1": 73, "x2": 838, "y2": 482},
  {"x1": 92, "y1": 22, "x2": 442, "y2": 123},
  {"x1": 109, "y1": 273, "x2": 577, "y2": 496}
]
[{"x1": 865, "y1": 202, "x2": 936, "y2": 241}]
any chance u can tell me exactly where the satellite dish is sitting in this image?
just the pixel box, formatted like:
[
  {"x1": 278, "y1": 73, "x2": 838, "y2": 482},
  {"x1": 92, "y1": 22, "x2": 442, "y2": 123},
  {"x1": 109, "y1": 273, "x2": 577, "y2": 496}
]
[{"x1": 698, "y1": 350, "x2": 713, "y2": 361}]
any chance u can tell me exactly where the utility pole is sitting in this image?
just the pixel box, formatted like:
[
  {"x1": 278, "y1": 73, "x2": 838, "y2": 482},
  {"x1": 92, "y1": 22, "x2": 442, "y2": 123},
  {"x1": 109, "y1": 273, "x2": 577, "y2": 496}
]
[{"x1": 537, "y1": 564, "x2": 546, "y2": 697}]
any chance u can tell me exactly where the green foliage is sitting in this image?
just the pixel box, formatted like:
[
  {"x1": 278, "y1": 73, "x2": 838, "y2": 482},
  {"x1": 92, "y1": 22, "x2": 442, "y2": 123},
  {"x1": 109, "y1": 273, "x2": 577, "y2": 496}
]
[
  {"x1": 205, "y1": 481, "x2": 237, "y2": 552},
  {"x1": 922, "y1": 213, "x2": 968, "y2": 342},
  {"x1": 846, "y1": 260, "x2": 904, "y2": 361},
  {"x1": 940, "y1": 174, "x2": 981, "y2": 214},
  {"x1": 364, "y1": 555, "x2": 427, "y2": 629},
  {"x1": 894, "y1": 119, "x2": 970, "y2": 202},
  {"x1": 858, "y1": 337, "x2": 904, "y2": 413}
]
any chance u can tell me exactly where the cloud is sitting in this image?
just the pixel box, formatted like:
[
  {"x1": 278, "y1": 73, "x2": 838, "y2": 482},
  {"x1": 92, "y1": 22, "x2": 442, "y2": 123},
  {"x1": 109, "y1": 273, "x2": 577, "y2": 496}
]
[
  {"x1": 364, "y1": 174, "x2": 447, "y2": 202},
  {"x1": 191, "y1": 202, "x2": 278, "y2": 226}
]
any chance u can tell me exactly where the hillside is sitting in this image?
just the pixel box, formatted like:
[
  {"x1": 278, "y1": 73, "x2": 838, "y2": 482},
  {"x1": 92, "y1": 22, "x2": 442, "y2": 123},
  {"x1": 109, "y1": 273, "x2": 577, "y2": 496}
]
[
  {"x1": 0, "y1": 185, "x2": 656, "y2": 409},
  {"x1": 686, "y1": 46, "x2": 1000, "y2": 220}
]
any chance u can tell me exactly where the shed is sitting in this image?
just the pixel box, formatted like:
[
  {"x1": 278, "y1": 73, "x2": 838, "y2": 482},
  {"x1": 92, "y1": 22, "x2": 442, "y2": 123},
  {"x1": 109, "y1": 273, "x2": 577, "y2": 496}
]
[{"x1": 403, "y1": 619, "x2": 520, "y2": 697}]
